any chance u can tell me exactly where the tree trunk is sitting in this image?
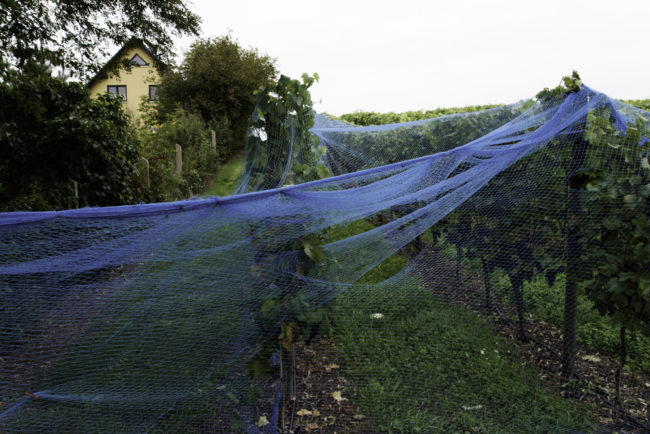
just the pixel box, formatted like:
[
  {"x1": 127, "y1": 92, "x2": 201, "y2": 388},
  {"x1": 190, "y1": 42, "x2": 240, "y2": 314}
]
[{"x1": 562, "y1": 134, "x2": 589, "y2": 379}]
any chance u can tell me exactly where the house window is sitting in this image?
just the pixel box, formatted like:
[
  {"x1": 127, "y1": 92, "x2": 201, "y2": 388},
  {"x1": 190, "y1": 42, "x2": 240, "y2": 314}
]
[
  {"x1": 149, "y1": 85, "x2": 159, "y2": 101},
  {"x1": 107, "y1": 85, "x2": 127, "y2": 101},
  {"x1": 130, "y1": 54, "x2": 149, "y2": 66}
]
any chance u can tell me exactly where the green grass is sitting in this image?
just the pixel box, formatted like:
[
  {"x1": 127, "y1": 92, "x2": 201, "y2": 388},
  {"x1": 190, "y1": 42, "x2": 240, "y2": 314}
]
[
  {"x1": 490, "y1": 269, "x2": 650, "y2": 373},
  {"x1": 203, "y1": 150, "x2": 245, "y2": 197},
  {"x1": 1, "y1": 223, "x2": 256, "y2": 432},
  {"x1": 433, "y1": 236, "x2": 650, "y2": 374},
  {"x1": 332, "y1": 283, "x2": 594, "y2": 433}
]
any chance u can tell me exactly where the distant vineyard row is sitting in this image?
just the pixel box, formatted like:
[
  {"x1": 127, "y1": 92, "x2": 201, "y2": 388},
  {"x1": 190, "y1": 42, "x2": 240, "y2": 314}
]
[{"x1": 338, "y1": 99, "x2": 650, "y2": 126}]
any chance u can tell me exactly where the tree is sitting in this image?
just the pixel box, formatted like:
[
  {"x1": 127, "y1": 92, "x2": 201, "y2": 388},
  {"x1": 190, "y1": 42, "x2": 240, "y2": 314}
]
[
  {"x1": 0, "y1": 66, "x2": 141, "y2": 210},
  {"x1": 0, "y1": 0, "x2": 200, "y2": 80},
  {"x1": 157, "y1": 35, "x2": 277, "y2": 156}
]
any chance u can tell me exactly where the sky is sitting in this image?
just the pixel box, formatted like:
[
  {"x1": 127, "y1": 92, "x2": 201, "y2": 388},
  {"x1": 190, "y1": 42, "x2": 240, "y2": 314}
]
[{"x1": 173, "y1": 0, "x2": 650, "y2": 116}]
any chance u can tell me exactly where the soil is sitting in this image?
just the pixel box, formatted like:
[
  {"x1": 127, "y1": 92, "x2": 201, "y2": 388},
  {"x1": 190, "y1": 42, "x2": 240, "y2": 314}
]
[{"x1": 280, "y1": 338, "x2": 366, "y2": 433}]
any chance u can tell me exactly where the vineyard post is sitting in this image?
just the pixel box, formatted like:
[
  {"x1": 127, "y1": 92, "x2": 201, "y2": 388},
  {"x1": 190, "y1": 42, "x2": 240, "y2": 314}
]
[{"x1": 561, "y1": 132, "x2": 589, "y2": 379}]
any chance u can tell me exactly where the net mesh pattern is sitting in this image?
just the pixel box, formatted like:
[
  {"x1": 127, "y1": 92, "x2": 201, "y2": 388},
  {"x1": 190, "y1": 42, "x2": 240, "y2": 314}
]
[{"x1": 1, "y1": 86, "x2": 650, "y2": 432}]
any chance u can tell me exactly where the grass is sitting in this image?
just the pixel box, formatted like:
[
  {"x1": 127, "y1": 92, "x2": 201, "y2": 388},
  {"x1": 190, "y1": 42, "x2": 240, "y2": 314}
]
[
  {"x1": 332, "y1": 281, "x2": 594, "y2": 433},
  {"x1": 202, "y1": 150, "x2": 245, "y2": 197},
  {"x1": 433, "y1": 237, "x2": 650, "y2": 374},
  {"x1": 490, "y1": 269, "x2": 650, "y2": 373},
  {"x1": 0, "y1": 220, "x2": 257, "y2": 432},
  {"x1": 323, "y1": 218, "x2": 592, "y2": 431}
]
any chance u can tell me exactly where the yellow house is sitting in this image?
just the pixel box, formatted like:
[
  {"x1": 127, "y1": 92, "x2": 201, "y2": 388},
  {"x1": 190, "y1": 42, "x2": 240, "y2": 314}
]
[{"x1": 88, "y1": 38, "x2": 165, "y2": 121}]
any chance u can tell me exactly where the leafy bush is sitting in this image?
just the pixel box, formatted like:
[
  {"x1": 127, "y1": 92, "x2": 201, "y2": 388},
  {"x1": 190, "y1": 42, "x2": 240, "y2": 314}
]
[
  {"x1": 0, "y1": 67, "x2": 140, "y2": 210},
  {"x1": 137, "y1": 103, "x2": 230, "y2": 201}
]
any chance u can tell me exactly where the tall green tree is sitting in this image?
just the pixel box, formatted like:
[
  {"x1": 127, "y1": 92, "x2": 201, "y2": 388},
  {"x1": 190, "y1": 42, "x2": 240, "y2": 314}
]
[
  {"x1": 0, "y1": 0, "x2": 200, "y2": 79},
  {"x1": 157, "y1": 35, "x2": 277, "y2": 155}
]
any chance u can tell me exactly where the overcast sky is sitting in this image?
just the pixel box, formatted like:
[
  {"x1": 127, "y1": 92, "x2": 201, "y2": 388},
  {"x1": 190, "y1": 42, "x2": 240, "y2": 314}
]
[{"x1": 173, "y1": 0, "x2": 650, "y2": 116}]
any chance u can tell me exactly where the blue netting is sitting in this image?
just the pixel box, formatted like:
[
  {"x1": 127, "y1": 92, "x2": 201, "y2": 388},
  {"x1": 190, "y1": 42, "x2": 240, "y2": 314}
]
[{"x1": 1, "y1": 86, "x2": 649, "y2": 432}]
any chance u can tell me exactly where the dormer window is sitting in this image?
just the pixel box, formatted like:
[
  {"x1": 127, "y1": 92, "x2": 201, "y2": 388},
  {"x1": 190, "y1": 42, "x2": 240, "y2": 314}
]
[{"x1": 129, "y1": 54, "x2": 149, "y2": 67}]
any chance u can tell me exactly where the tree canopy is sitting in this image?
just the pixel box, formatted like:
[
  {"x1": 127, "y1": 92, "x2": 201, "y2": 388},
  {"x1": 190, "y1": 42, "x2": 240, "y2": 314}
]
[
  {"x1": 0, "y1": 0, "x2": 200, "y2": 79},
  {"x1": 157, "y1": 34, "x2": 277, "y2": 154}
]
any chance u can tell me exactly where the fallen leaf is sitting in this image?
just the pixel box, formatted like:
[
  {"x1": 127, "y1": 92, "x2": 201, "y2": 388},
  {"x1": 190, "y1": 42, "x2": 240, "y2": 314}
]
[
  {"x1": 304, "y1": 422, "x2": 320, "y2": 431},
  {"x1": 256, "y1": 415, "x2": 270, "y2": 427},
  {"x1": 325, "y1": 363, "x2": 340, "y2": 372},
  {"x1": 331, "y1": 391, "x2": 347, "y2": 402},
  {"x1": 297, "y1": 408, "x2": 312, "y2": 417},
  {"x1": 353, "y1": 414, "x2": 366, "y2": 420},
  {"x1": 312, "y1": 409, "x2": 321, "y2": 417}
]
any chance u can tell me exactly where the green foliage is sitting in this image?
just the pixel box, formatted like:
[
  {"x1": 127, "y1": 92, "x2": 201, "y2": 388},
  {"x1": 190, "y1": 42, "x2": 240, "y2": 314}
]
[
  {"x1": 202, "y1": 151, "x2": 245, "y2": 197},
  {"x1": 252, "y1": 73, "x2": 330, "y2": 186},
  {"x1": 339, "y1": 104, "x2": 504, "y2": 126},
  {"x1": 0, "y1": 69, "x2": 140, "y2": 210},
  {"x1": 157, "y1": 34, "x2": 277, "y2": 156},
  {"x1": 622, "y1": 99, "x2": 650, "y2": 111},
  {"x1": 580, "y1": 176, "x2": 650, "y2": 330},
  {"x1": 0, "y1": 0, "x2": 199, "y2": 80},
  {"x1": 536, "y1": 70, "x2": 583, "y2": 104},
  {"x1": 576, "y1": 109, "x2": 650, "y2": 334},
  {"x1": 137, "y1": 103, "x2": 228, "y2": 201}
]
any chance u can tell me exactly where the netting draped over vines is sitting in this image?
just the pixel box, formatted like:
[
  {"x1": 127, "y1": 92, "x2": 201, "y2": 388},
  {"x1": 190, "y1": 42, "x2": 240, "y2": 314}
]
[{"x1": 1, "y1": 85, "x2": 650, "y2": 432}]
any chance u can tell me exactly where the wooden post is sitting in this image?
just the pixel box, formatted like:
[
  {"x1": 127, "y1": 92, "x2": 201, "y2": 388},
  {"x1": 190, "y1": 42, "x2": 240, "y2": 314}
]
[
  {"x1": 175, "y1": 144, "x2": 182, "y2": 178},
  {"x1": 562, "y1": 133, "x2": 589, "y2": 379},
  {"x1": 210, "y1": 129, "x2": 217, "y2": 152},
  {"x1": 71, "y1": 179, "x2": 79, "y2": 208},
  {"x1": 71, "y1": 180, "x2": 78, "y2": 199},
  {"x1": 140, "y1": 157, "x2": 150, "y2": 188}
]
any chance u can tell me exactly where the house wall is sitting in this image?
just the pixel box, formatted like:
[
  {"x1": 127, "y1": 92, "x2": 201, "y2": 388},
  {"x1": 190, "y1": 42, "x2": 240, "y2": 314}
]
[{"x1": 89, "y1": 47, "x2": 160, "y2": 122}]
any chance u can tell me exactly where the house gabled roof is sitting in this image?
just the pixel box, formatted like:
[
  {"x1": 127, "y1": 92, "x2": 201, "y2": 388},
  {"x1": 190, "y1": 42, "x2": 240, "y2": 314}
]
[{"x1": 87, "y1": 37, "x2": 167, "y2": 88}]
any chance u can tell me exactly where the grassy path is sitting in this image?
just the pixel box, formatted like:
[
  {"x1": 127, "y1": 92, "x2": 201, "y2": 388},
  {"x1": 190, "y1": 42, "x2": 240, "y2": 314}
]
[{"x1": 202, "y1": 150, "x2": 245, "y2": 197}]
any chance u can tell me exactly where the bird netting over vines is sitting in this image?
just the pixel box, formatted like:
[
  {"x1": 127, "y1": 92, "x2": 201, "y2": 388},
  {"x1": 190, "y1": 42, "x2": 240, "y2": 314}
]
[{"x1": 1, "y1": 81, "x2": 650, "y2": 433}]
